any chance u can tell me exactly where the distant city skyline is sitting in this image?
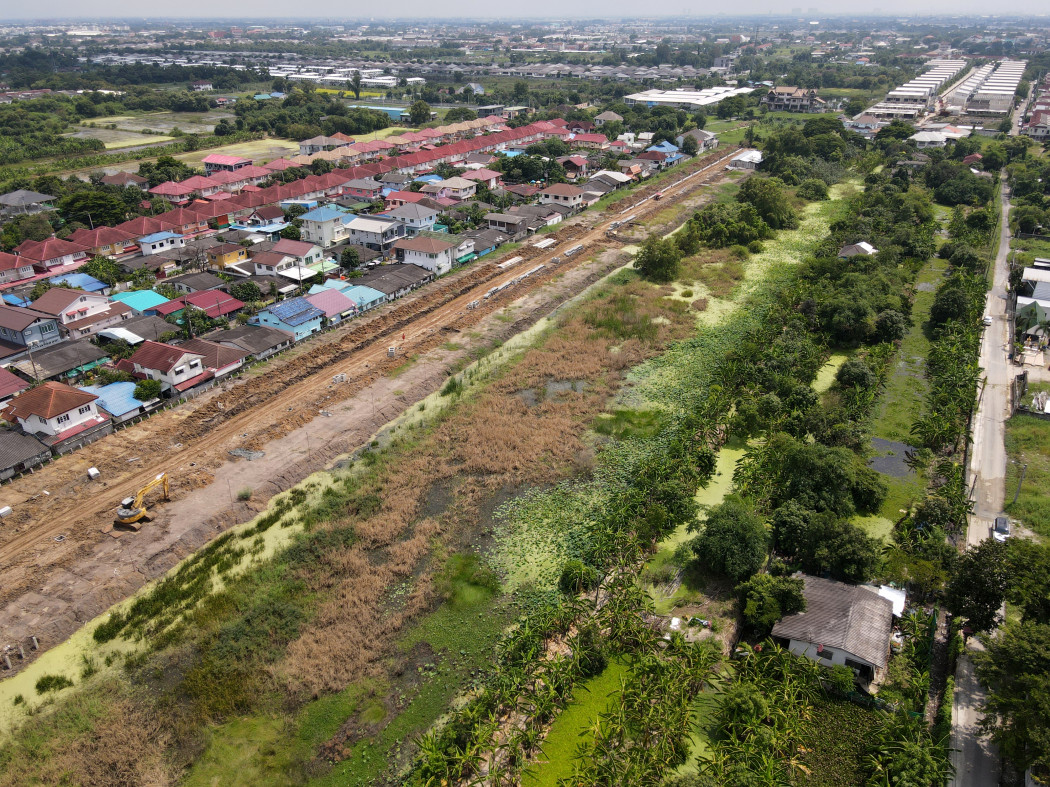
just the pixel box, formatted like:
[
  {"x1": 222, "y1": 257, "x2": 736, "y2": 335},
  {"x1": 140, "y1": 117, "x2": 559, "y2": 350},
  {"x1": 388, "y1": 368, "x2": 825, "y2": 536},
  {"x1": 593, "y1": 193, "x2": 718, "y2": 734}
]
[{"x1": 5, "y1": 2, "x2": 1050, "y2": 22}]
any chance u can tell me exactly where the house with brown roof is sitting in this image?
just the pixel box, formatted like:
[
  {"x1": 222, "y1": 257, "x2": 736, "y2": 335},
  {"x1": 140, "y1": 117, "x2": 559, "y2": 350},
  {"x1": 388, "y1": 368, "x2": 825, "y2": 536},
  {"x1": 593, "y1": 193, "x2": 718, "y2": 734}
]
[
  {"x1": 30, "y1": 288, "x2": 131, "y2": 339},
  {"x1": 0, "y1": 304, "x2": 62, "y2": 361},
  {"x1": 392, "y1": 236, "x2": 458, "y2": 275},
  {"x1": 771, "y1": 575, "x2": 894, "y2": 683},
  {"x1": 4, "y1": 381, "x2": 108, "y2": 445},
  {"x1": 178, "y1": 338, "x2": 248, "y2": 377},
  {"x1": 126, "y1": 340, "x2": 209, "y2": 394},
  {"x1": 0, "y1": 366, "x2": 30, "y2": 408},
  {"x1": 100, "y1": 171, "x2": 148, "y2": 189},
  {"x1": 538, "y1": 183, "x2": 584, "y2": 212},
  {"x1": 272, "y1": 238, "x2": 323, "y2": 267},
  {"x1": 207, "y1": 242, "x2": 249, "y2": 270}
]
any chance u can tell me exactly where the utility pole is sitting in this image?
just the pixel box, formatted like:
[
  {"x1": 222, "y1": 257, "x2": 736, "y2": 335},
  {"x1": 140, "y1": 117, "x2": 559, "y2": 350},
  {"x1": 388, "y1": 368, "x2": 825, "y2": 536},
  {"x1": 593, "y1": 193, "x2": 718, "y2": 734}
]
[{"x1": 1012, "y1": 463, "x2": 1028, "y2": 506}]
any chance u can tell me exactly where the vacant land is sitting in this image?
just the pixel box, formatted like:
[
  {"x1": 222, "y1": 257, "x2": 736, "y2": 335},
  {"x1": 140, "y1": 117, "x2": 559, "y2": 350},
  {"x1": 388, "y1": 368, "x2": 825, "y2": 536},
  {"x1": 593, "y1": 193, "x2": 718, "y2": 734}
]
[
  {"x1": 1004, "y1": 412, "x2": 1050, "y2": 538},
  {"x1": 176, "y1": 138, "x2": 301, "y2": 168},
  {"x1": 66, "y1": 126, "x2": 175, "y2": 149}
]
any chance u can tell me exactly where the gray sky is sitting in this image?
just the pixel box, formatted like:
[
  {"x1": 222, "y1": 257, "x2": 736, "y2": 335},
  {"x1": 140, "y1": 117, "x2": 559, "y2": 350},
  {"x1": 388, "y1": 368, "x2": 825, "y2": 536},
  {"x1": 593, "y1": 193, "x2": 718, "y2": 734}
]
[{"x1": 8, "y1": 0, "x2": 1050, "y2": 20}]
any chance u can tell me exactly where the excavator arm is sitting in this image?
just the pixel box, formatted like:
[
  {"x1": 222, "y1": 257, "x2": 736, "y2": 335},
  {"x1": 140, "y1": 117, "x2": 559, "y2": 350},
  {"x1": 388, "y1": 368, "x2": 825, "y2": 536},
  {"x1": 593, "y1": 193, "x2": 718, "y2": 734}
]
[{"x1": 115, "y1": 473, "x2": 169, "y2": 529}]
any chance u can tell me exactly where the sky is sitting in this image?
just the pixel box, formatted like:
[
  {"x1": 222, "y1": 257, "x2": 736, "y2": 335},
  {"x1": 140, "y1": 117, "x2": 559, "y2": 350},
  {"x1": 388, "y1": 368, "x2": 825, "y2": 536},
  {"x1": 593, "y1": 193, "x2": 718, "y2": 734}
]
[{"x1": 7, "y1": 0, "x2": 1050, "y2": 20}]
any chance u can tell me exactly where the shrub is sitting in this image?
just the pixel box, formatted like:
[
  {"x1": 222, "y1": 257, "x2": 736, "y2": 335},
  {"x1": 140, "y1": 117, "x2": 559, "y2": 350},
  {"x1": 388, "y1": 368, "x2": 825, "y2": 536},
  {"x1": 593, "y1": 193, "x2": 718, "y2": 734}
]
[
  {"x1": 441, "y1": 376, "x2": 463, "y2": 397},
  {"x1": 747, "y1": 240, "x2": 764, "y2": 254},
  {"x1": 836, "y1": 357, "x2": 877, "y2": 390},
  {"x1": 691, "y1": 497, "x2": 768, "y2": 581},
  {"x1": 559, "y1": 559, "x2": 599, "y2": 595},
  {"x1": 35, "y1": 674, "x2": 74, "y2": 694},
  {"x1": 236, "y1": 487, "x2": 253, "y2": 501},
  {"x1": 729, "y1": 244, "x2": 750, "y2": 259},
  {"x1": 797, "y1": 178, "x2": 830, "y2": 201},
  {"x1": 133, "y1": 378, "x2": 162, "y2": 401}
]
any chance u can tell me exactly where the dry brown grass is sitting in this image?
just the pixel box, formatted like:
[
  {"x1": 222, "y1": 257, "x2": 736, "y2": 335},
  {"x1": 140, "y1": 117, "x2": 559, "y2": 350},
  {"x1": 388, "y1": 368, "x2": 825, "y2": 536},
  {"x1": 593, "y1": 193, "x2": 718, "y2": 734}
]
[
  {"x1": 280, "y1": 277, "x2": 694, "y2": 699},
  {"x1": 0, "y1": 683, "x2": 173, "y2": 787}
]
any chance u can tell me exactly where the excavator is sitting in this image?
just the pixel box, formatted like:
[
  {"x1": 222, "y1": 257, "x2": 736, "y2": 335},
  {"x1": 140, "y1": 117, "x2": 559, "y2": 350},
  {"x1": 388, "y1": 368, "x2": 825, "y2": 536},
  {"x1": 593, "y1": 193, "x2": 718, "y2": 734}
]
[{"x1": 115, "y1": 472, "x2": 169, "y2": 530}]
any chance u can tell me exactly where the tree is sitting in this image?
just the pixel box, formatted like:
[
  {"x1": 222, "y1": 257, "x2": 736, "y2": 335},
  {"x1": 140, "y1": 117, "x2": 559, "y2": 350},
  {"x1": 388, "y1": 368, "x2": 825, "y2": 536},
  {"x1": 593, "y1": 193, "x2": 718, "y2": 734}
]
[
  {"x1": 133, "y1": 379, "x2": 162, "y2": 401},
  {"x1": 736, "y1": 176, "x2": 798, "y2": 230},
  {"x1": 350, "y1": 71, "x2": 362, "y2": 100},
  {"x1": 0, "y1": 212, "x2": 54, "y2": 251},
  {"x1": 680, "y1": 134, "x2": 699, "y2": 156},
  {"x1": 691, "y1": 497, "x2": 768, "y2": 581},
  {"x1": 836, "y1": 357, "x2": 877, "y2": 390},
  {"x1": 340, "y1": 245, "x2": 361, "y2": 270},
  {"x1": 229, "y1": 281, "x2": 262, "y2": 303},
  {"x1": 280, "y1": 225, "x2": 301, "y2": 241},
  {"x1": 946, "y1": 538, "x2": 1010, "y2": 632},
  {"x1": 409, "y1": 100, "x2": 432, "y2": 126},
  {"x1": 213, "y1": 119, "x2": 234, "y2": 137},
  {"x1": 58, "y1": 191, "x2": 127, "y2": 227},
  {"x1": 974, "y1": 621, "x2": 1050, "y2": 773},
  {"x1": 634, "y1": 232, "x2": 682, "y2": 283},
  {"x1": 875, "y1": 310, "x2": 907, "y2": 343},
  {"x1": 79, "y1": 256, "x2": 124, "y2": 287},
  {"x1": 737, "y1": 574, "x2": 805, "y2": 633}
]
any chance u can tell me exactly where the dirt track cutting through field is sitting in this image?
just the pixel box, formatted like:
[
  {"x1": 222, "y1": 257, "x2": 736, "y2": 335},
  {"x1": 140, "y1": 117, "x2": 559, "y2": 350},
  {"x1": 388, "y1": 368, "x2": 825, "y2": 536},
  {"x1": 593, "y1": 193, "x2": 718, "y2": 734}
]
[{"x1": 0, "y1": 147, "x2": 743, "y2": 670}]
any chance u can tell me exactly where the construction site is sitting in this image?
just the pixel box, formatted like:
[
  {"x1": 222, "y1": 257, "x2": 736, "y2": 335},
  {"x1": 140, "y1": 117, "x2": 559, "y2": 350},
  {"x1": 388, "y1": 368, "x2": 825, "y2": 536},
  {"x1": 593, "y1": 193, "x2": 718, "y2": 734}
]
[{"x1": 0, "y1": 147, "x2": 744, "y2": 675}]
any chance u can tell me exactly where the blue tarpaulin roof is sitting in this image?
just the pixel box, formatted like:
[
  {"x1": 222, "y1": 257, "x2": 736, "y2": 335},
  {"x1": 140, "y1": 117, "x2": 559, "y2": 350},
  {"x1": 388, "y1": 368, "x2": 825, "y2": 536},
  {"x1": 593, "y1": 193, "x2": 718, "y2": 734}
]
[
  {"x1": 49, "y1": 273, "x2": 107, "y2": 292},
  {"x1": 2, "y1": 293, "x2": 30, "y2": 307},
  {"x1": 79, "y1": 381, "x2": 150, "y2": 417},
  {"x1": 110, "y1": 290, "x2": 170, "y2": 312}
]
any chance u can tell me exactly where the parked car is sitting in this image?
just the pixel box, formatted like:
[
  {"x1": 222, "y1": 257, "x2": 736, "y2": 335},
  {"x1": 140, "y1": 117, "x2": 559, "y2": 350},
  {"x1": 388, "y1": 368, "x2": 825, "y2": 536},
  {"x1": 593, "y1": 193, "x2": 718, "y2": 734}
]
[
  {"x1": 983, "y1": 315, "x2": 993, "y2": 326},
  {"x1": 993, "y1": 516, "x2": 1011, "y2": 541}
]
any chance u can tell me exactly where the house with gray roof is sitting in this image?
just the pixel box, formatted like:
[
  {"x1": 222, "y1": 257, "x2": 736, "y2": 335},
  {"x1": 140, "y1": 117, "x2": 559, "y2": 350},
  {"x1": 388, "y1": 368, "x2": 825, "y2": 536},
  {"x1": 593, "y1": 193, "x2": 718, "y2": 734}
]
[{"x1": 771, "y1": 575, "x2": 894, "y2": 683}]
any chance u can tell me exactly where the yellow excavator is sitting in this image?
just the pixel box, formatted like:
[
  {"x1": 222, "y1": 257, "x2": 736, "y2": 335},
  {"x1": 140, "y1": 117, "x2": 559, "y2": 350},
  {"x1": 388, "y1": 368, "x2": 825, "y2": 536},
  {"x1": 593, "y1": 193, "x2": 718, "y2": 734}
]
[{"x1": 115, "y1": 472, "x2": 169, "y2": 530}]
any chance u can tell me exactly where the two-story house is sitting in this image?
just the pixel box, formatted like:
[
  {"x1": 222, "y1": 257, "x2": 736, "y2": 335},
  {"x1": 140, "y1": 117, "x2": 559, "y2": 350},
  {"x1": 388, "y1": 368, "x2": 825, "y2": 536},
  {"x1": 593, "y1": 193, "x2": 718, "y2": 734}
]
[
  {"x1": 0, "y1": 251, "x2": 38, "y2": 286},
  {"x1": 250, "y1": 251, "x2": 298, "y2": 277},
  {"x1": 341, "y1": 178, "x2": 384, "y2": 201},
  {"x1": 421, "y1": 177, "x2": 477, "y2": 202},
  {"x1": 202, "y1": 153, "x2": 252, "y2": 175},
  {"x1": 0, "y1": 304, "x2": 63, "y2": 359},
  {"x1": 345, "y1": 216, "x2": 405, "y2": 255},
  {"x1": 383, "y1": 203, "x2": 439, "y2": 236},
  {"x1": 392, "y1": 236, "x2": 457, "y2": 276},
  {"x1": 4, "y1": 382, "x2": 108, "y2": 443},
  {"x1": 207, "y1": 242, "x2": 249, "y2": 270},
  {"x1": 299, "y1": 206, "x2": 352, "y2": 249},
  {"x1": 127, "y1": 340, "x2": 209, "y2": 394},
  {"x1": 31, "y1": 287, "x2": 132, "y2": 338},
  {"x1": 138, "y1": 231, "x2": 186, "y2": 257},
  {"x1": 538, "y1": 183, "x2": 585, "y2": 213},
  {"x1": 272, "y1": 238, "x2": 323, "y2": 267}
]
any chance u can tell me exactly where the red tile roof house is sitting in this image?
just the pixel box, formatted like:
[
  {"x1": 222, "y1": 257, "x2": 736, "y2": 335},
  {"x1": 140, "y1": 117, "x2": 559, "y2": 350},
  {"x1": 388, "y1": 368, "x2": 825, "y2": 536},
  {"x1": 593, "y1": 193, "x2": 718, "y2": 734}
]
[
  {"x1": 150, "y1": 175, "x2": 223, "y2": 201},
  {"x1": 153, "y1": 207, "x2": 211, "y2": 237},
  {"x1": 0, "y1": 365, "x2": 30, "y2": 408},
  {"x1": 4, "y1": 381, "x2": 112, "y2": 450},
  {"x1": 127, "y1": 340, "x2": 210, "y2": 394},
  {"x1": 182, "y1": 290, "x2": 245, "y2": 320},
  {"x1": 12, "y1": 237, "x2": 90, "y2": 274},
  {"x1": 570, "y1": 133, "x2": 610, "y2": 151},
  {"x1": 31, "y1": 287, "x2": 132, "y2": 339},
  {"x1": 67, "y1": 226, "x2": 139, "y2": 258},
  {"x1": 0, "y1": 251, "x2": 38, "y2": 286},
  {"x1": 384, "y1": 190, "x2": 427, "y2": 209}
]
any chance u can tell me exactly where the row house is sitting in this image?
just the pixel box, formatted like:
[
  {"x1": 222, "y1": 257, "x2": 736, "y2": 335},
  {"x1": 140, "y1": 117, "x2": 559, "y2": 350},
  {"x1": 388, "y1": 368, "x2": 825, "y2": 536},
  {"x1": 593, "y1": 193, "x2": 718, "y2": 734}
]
[
  {"x1": 202, "y1": 153, "x2": 253, "y2": 174},
  {"x1": 0, "y1": 251, "x2": 38, "y2": 286},
  {"x1": 12, "y1": 237, "x2": 90, "y2": 274},
  {"x1": 67, "y1": 226, "x2": 138, "y2": 257}
]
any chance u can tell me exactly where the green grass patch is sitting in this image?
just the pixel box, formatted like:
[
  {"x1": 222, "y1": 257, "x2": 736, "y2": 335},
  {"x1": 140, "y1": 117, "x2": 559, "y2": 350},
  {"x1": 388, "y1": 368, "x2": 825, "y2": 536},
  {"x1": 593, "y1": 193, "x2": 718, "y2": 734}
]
[
  {"x1": 871, "y1": 260, "x2": 946, "y2": 443},
  {"x1": 592, "y1": 408, "x2": 667, "y2": 440},
  {"x1": 1005, "y1": 412, "x2": 1050, "y2": 538},
  {"x1": 523, "y1": 659, "x2": 630, "y2": 787},
  {"x1": 797, "y1": 697, "x2": 881, "y2": 786}
]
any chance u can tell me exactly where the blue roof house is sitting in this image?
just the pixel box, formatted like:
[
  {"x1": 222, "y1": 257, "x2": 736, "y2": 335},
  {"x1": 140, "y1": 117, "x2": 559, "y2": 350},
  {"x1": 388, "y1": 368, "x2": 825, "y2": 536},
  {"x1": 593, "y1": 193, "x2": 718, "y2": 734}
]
[
  {"x1": 49, "y1": 272, "x2": 109, "y2": 294},
  {"x1": 253, "y1": 297, "x2": 324, "y2": 341},
  {"x1": 341, "y1": 285, "x2": 387, "y2": 312},
  {"x1": 79, "y1": 381, "x2": 161, "y2": 424},
  {"x1": 110, "y1": 290, "x2": 171, "y2": 315}
]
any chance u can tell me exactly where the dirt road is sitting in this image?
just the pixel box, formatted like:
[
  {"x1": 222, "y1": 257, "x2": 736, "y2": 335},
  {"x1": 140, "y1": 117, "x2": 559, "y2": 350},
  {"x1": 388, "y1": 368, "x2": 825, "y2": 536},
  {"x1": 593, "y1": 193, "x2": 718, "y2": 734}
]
[{"x1": 0, "y1": 148, "x2": 742, "y2": 668}]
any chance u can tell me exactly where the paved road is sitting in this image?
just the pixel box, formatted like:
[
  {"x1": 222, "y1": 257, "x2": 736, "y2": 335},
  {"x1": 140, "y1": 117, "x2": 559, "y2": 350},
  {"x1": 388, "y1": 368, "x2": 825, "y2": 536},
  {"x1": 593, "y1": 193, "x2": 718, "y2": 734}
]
[{"x1": 949, "y1": 179, "x2": 1013, "y2": 787}]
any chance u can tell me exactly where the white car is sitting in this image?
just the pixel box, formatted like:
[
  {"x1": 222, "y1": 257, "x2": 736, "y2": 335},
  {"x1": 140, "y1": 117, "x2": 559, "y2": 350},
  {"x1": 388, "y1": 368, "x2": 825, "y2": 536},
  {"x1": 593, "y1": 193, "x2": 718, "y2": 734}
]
[{"x1": 983, "y1": 315, "x2": 993, "y2": 326}]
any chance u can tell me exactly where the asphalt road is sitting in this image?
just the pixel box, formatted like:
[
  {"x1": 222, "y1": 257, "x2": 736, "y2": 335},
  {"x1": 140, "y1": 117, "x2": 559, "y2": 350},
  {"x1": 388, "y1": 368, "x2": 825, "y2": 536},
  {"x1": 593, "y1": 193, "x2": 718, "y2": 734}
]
[{"x1": 949, "y1": 178, "x2": 1013, "y2": 787}]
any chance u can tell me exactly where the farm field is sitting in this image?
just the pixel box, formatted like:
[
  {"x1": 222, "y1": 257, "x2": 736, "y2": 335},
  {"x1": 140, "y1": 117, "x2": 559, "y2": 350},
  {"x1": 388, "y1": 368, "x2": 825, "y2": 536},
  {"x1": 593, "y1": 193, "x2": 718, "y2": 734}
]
[
  {"x1": 65, "y1": 126, "x2": 175, "y2": 149},
  {"x1": 1005, "y1": 412, "x2": 1050, "y2": 538},
  {"x1": 83, "y1": 109, "x2": 233, "y2": 136},
  {"x1": 175, "y1": 138, "x2": 301, "y2": 167}
]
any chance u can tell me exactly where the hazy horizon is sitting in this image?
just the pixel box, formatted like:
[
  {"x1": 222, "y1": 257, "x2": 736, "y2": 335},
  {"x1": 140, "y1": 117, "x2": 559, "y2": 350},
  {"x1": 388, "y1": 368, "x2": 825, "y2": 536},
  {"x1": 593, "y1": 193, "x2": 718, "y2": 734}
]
[{"x1": 4, "y1": 2, "x2": 1050, "y2": 23}]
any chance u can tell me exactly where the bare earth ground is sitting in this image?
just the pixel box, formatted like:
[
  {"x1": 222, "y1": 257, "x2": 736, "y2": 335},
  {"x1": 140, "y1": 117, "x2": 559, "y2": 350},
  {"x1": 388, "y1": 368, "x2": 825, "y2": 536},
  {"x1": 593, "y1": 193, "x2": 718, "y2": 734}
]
[{"x1": 0, "y1": 149, "x2": 740, "y2": 674}]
